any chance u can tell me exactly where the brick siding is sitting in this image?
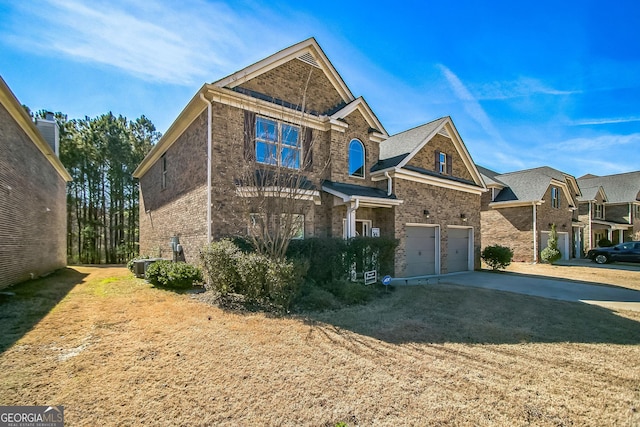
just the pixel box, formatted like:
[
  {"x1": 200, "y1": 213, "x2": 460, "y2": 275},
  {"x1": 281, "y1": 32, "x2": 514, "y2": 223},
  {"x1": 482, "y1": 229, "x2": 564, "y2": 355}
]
[{"x1": 0, "y1": 103, "x2": 67, "y2": 289}]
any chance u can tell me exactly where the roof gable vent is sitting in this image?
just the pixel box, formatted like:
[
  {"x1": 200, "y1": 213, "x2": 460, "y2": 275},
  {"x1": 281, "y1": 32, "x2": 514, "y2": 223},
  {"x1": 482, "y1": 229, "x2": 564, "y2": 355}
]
[{"x1": 297, "y1": 52, "x2": 320, "y2": 68}]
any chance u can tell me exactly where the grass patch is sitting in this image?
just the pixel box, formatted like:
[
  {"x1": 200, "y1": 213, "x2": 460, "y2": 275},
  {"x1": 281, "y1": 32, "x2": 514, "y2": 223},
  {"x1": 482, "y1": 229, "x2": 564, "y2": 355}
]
[{"x1": 1, "y1": 266, "x2": 639, "y2": 426}]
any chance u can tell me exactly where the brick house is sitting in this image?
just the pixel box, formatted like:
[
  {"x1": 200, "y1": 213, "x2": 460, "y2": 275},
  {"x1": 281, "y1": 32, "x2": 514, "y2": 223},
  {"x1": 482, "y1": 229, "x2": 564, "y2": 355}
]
[
  {"x1": 576, "y1": 172, "x2": 640, "y2": 250},
  {"x1": 478, "y1": 166, "x2": 582, "y2": 262},
  {"x1": 133, "y1": 38, "x2": 486, "y2": 277},
  {"x1": 0, "y1": 76, "x2": 72, "y2": 289}
]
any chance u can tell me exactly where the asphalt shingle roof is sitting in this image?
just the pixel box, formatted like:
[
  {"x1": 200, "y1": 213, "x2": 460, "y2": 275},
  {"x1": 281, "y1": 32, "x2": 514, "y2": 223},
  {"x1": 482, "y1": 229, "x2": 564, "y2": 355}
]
[
  {"x1": 378, "y1": 117, "x2": 448, "y2": 161},
  {"x1": 479, "y1": 166, "x2": 573, "y2": 203},
  {"x1": 322, "y1": 180, "x2": 398, "y2": 200},
  {"x1": 577, "y1": 172, "x2": 640, "y2": 203}
]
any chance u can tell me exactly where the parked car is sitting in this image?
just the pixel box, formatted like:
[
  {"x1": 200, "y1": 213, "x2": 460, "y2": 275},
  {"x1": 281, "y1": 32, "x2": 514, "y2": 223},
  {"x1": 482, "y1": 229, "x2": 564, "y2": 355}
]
[{"x1": 587, "y1": 241, "x2": 640, "y2": 264}]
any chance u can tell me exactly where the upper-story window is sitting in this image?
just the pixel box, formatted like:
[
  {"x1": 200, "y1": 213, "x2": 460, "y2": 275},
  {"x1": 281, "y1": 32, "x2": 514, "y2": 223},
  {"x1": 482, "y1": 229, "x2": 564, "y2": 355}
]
[
  {"x1": 435, "y1": 151, "x2": 452, "y2": 175},
  {"x1": 551, "y1": 187, "x2": 561, "y2": 208},
  {"x1": 255, "y1": 117, "x2": 300, "y2": 169},
  {"x1": 161, "y1": 153, "x2": 167, "y2": 189},
  {"x1": 594, "y1": 203, "x2": 604, "y2": 219},
  {"x1": 439, "y1": 152, "x2": 447, "y2": 174},
  {"x1": 348, "y1": 139, "x2": 365, "y2": 178}
]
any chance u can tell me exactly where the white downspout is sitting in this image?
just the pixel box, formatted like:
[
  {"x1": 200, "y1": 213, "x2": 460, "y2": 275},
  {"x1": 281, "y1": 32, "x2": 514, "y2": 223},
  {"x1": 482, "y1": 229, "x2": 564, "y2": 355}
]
[
  {"x1": 384, "y1": 171, "x2": 392, "y2": 196},
  {"x1": 533, "y1": 203, "x2": 538, "y2": 263},
  {"x1": 200, "y1": 93, "x2": 212, "y2": 244},
  {"x1": 589, "y1": 202, "x2": 593, "y2": 249}
]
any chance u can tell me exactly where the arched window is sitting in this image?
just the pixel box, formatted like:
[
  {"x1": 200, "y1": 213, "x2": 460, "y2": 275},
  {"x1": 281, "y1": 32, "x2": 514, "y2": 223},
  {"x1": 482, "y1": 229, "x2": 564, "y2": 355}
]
[{"x1": 348, "y1": 139, "x2": 365, "y2": 178}]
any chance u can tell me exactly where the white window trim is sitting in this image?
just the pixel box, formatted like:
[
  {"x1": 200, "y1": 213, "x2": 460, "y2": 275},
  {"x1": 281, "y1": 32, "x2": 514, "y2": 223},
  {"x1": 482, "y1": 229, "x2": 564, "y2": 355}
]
[
  {"x1": 161, "y1": 154, "x2": 167, "y2": 190},
  {"x1": 255, "y1": 116, "x2": 302, "y2": 170},
  {"x1": 439, "y1": 152, "x2": 447, "y2": 174},
  {"x1": 342, "y1": 219, "x2": 372, "y2": 238},
  {"x1": 348, "y1": 139, "x2": 366, "y2": 179}
]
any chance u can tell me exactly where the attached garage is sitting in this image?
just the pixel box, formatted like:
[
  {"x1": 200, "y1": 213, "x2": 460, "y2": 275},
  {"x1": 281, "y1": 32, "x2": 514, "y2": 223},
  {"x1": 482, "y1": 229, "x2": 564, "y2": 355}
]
[
  {"x1": 540, "y1": 231, "x2": 570, "y2": 260},
  {"x1": 405, "y1": 225, "x2": 438, "y2": 276},
  {"x1": 447, "y1": 227, "x2": 472, "y2": 273}
]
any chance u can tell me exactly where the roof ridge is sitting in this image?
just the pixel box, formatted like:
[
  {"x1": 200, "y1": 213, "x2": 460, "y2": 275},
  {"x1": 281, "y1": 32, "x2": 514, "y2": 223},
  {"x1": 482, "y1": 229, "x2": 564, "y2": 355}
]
[{"x1": 387, "y1": 116, "x2": 448, "y2": 138}]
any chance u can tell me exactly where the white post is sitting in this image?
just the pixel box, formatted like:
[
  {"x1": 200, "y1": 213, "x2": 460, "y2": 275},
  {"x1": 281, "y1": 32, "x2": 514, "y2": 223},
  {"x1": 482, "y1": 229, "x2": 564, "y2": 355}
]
[{"x1": 532, "y1": 203, "x2": 538, "y2": 263}]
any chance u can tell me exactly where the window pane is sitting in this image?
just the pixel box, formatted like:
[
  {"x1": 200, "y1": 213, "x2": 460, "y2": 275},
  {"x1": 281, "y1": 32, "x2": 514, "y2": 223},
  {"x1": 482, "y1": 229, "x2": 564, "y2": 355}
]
[
  {"x1": 281, "y1": 147, "x2": 300, "y2": 169},
  {"x1": 256, "y1": 141, "x2": 277, "y2": 165},
  {"x1": 281, "y1": 124, "x2": 299, "y2": 147},
  {"x1": 256, "y1": 118, "x2": 277, "y2": 142},
  {"x1": 349, "y1": 140, "x2": 365, "y2": 177}
]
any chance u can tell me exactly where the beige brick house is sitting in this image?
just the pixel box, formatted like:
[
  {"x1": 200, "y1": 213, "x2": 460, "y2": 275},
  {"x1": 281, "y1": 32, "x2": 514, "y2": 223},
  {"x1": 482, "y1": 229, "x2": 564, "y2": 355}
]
[
  {"x1": 133, "y1": 38, "x2": 486, "y2": 277},
  {"x1": 478, "y1": 166, "x2": 582, "y2": 262},
  {"x1": 0, "y1": 76, "x2": 72, "y2": 289},
  {"x1": 577, "y1": 172, "x2": 640, "y2": 251}
]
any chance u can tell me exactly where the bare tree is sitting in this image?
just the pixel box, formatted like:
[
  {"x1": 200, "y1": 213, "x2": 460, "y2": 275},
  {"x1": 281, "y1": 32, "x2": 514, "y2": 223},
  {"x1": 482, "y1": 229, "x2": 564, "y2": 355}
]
[{"x1": 232, "y1": 69, "x2": 327, "y2": 260}]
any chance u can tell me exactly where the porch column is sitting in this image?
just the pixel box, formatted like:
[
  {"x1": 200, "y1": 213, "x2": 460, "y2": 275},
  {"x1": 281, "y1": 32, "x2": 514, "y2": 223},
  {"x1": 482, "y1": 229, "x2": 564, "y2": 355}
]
[{"x1": 346, "y1": 199, "x2": 359, "y2": 238}]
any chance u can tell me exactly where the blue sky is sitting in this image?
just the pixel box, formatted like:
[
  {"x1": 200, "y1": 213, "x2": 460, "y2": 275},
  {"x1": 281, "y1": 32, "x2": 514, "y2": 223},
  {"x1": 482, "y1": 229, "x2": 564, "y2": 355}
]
[{"x1": 1, "y1": 0, "x2": 639, "y2": 178}]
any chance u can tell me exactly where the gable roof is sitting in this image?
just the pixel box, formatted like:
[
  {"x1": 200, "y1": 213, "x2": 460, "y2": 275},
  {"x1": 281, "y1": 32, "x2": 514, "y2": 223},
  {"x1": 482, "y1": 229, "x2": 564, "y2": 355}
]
[
  {"x1": 371, "y1": 116, "x2": 485, "y2": 188},
  {"x1": 576, "y1": 185, "x2": 607, "y2": 203},
  {"x1": 0, "y1": 76, "x2": 71, "y2": 182},
  {"x1": 486, "y1": 166, "x2": 578, "y2": 207},
  {"x1": 135, "y1": 38, "x2": 360, "y2": 179},
  {"x1": 476, "y1": 165, "x2": 505, "y2": 188},
  {"x1": 214, "y1": 37, "x2": 354, "y2": 105},
  {"x1": 577, "y1": 171, "x2": 640, "y2": 204},
  {"x1": 329, "y1": 96, "x2": 388, "y2": 139}
]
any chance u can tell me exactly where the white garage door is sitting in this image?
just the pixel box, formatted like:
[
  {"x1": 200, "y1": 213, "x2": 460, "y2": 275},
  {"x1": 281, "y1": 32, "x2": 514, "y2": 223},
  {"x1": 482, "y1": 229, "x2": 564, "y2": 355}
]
[
  {"x1": 540, "y1": 231, "x2": 569, "y2": 260},
  {"x1": 405, "y1": 226, "x2": 436, "y2": 276},
  {"x1": 447, "y1": 227, "x2": 471, "y2": 273}
]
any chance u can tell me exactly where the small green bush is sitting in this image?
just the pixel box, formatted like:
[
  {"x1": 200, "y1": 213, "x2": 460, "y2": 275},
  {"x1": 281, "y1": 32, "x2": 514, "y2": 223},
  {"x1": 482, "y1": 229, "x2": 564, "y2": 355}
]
[
  {"x1": 145, "y1": 260, "x2": 203, "y2": 290},
  {"x1": 541, "y1": 224, "x2": 562, "y2": 264},
  {"x1": 199, "y1": 240, "x2": 306, "y2": 311},
  {"x1": 199, "y1": 239, "x2": 243, "y2": 294},
  {"x1": 481, "y1": 245, "x2": 514, "y2": 270},
  {"x1": 293, "y1": 281, "x2": 341, "y2": 312},
  {"x1": 597, "y1": 238, "x2": 613, "y2": 247}
]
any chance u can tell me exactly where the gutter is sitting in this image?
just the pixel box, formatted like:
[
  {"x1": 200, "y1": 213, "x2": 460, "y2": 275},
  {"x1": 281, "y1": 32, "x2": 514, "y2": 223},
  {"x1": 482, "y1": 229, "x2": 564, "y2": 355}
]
[{"x1": 199, "y1": 93, "x2": 212, "y2": 244}]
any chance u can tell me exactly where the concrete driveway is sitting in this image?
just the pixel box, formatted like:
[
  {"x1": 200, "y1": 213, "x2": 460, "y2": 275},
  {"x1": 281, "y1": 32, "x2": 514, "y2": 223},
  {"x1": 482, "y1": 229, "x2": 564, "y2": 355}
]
[{"x1": 439, "y1": 270, "x2": 640, "y2": 312}]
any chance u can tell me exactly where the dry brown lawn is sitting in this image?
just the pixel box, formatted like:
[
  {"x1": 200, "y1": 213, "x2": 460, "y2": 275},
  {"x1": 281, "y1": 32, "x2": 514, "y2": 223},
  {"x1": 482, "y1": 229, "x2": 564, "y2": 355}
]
[
  {"x1": 502, "y1": 260, "x2": 640, "y2": 291},
  {"x1": 1, "y1": 264, "x2": 639, "y2": 426}
]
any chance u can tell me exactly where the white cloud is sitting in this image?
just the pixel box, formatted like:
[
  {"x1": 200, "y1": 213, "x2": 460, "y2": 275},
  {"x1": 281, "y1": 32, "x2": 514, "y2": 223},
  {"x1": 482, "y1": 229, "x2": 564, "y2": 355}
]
[
  {"x1": 571, "y1": 116, "x2": 640, "y2": 125},
  {"x1": 437, "y1": 64, "x2": 505, "y2": 144},
  {"x1": 3, "y1": 0, "x2": 291, "y2": 85},
  {"x1": 473, "y1": 77, "x2": 580, "y2": 100}
]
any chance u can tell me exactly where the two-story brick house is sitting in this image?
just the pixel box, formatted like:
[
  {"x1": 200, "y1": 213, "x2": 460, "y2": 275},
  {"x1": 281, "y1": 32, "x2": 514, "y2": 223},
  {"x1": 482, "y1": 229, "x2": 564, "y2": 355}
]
[
  {"x1": 133, "y1": 38, "x2": 486, "y2": 277},
  {"x1": 0, "y1": 76, "x2": 72, "y2": 289},
  {"x1": 577, "y1": 172, "x2": 640, "y2": 250},
  {"x1": 478, "y1": 166, "x2": 582, "y2": 262}
]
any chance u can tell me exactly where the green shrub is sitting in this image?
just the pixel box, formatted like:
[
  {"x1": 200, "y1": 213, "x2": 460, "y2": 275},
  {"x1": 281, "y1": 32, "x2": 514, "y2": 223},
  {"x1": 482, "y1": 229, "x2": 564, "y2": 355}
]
[
  {"x1": 294, "y1": 281, "x2": 340, "y2": 312},
  {"x1": 199, "y1": 239, "x2": 243, "y2": 294},
  {"x1": 287, "y1": 237, "x2": 398, "y2": 283},
  {"x1": 597, "y1": 238, "x2": 613, "y2": 247},
  {"x1": 481, "y1": 245, "x2": 514, "y2": 270},
  {"x1": 145, "y1": 260, "x2": 203, "y2": 290},
  {"x1": 541, "y1": 224, "x2": 562, "y2": 264},
  {"x1": 199, "y1": 240, "x2": 306, "y2": 311}
]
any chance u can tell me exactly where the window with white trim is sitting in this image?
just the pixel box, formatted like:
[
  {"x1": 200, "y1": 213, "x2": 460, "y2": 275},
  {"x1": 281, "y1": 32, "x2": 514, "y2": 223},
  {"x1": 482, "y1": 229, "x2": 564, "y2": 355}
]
[
  {"x1": 551, "y1": 187, "x2": 560, "y2": 208},
  {"x1": 255, "y1": 117, "x2": 300, "y2": 169},
  {"x1": 281, "y1": 214, "x2": 305, "y2": 240},
  {"x1": 161, "y1": 154, "x2": 167, "y2": 189},
  {"x1": 439, "y1": 152, "x2": 447, "y2": 174},
  {"x1": 348, "y1": 139, "x2": 365, "y2": 178},
  {"x1": 594, "y1": 203, "x2": 604, "y2": 219}
]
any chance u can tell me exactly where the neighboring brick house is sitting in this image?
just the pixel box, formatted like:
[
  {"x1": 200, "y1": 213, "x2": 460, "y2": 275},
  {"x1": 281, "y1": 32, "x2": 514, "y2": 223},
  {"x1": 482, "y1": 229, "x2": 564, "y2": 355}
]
[
  {"x1": 133, "y1": 38, "x2": 486, "y2": 277},
  {"x1": 576, "y1": 172, "x2": 640, "y2": 249},
  {"x1": 0, "y1": 76, "x2": 72, "y2": 289},
  {"x1": 478, "y1": 166, "x2": 582, "y2": 262}
]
